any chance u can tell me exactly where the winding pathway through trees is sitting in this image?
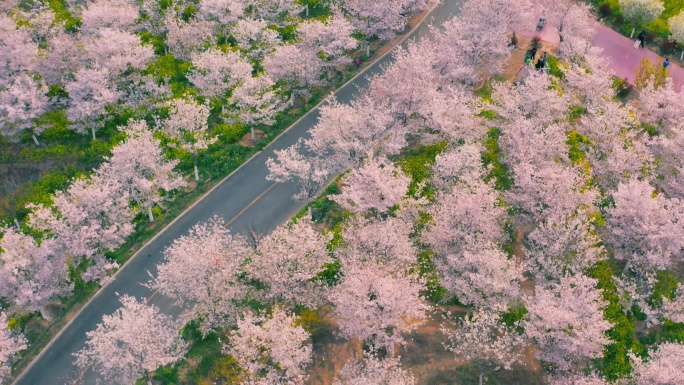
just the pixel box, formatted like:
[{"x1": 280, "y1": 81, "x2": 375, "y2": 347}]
[{"x1": 12, "y1": 1, "x2": 466, "y2": 384}]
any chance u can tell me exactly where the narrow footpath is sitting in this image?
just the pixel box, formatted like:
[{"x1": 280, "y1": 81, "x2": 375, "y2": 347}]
[{"x1": 518, "y1": 5, "x2": 684, "y2": 90}]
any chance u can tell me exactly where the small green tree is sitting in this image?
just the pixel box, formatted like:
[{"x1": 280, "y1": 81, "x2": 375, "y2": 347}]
[{"x1": 634, "y1": 57, "x2": 669, "y2": 90}]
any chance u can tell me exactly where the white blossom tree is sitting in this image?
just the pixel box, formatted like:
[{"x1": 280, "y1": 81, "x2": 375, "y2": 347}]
[
  {"x1": 0, "y1": 311, "x2": 27, "y2": 383},
  {"x1": 161, "y1": 99, "x2": 215, "y2": 181},
  {"x1": 618, "y1": 0, "x2": 665, "y2": 38},
  {"x1": 225, "y1": 307, "x2": 312, "y2": 385},
  {"x1": 74, "y1": 295, "x2": 188, "y2": 384},
  {"x1": 246, "y1": 219, "x2": 332, "y2": 308},
  {"x1": 441, "y1": 309, "x2": 525, "y2": 385},
  {"x1": 670, "y1": 12, "x2": 684, "y2": 60},
  {"x1": 149, "y1": 216, "x2": 251, "y2": 334}
]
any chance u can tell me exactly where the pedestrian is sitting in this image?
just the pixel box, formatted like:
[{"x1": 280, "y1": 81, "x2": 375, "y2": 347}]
[
  {"x1": 535, "y1": 52, "x2": 547, "y2": 71},
  {"x1": 664, "y1": 58, "x2": 670, "y2": 68},
  {"x1": 524, "y1": 50, "x2": 533, "y2": 66},
  {"x1": 638, "y1": 30, "x2": 646, "y2": 48},
  {"x1": 530, "y1": 46, "x2": 538, "y2": 58},
  {"x1": 354, "y1": 58, "x2": 361, "y2": 68}
]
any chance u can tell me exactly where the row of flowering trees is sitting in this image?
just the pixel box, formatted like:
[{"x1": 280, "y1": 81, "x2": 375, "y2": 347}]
[
  {"x1": 66, "y1": 0, "x2": 684, "y2": 384},
  {"x1": 0, "y1": 0, "x2": 430, "y2": 382}
]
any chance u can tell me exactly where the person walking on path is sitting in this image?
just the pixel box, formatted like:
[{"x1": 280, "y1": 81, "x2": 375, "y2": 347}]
[
  {"x1": 664, "y1": 58, "x2": 671, "y2": 68},
  {"x1": 638, "y1": 30, "x2": 646, "y2": 48}
]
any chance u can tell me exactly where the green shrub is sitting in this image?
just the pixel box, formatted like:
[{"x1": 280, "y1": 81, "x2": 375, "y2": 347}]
[
  {"x1": 482, "y1": 128, "x2": 514, "y2": 191},
  {"x1": 546, "y1": 56, "x2": 565, "y2": 79},
  {"x1": 214, "y1": 123, "x2": 248, "y2": 144},
  {"x1": 397, "y1": 141, "x2": 447, "y2": 200}
]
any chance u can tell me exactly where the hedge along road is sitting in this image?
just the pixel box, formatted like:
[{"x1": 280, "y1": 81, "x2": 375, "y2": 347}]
[{"x1": 13, "y1": 1, "x2": 465, "y2": 384}]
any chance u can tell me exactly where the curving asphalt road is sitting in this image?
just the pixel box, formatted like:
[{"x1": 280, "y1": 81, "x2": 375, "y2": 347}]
[{"x1": 13, "y1": 1, "x2": 466, "y2": 384}]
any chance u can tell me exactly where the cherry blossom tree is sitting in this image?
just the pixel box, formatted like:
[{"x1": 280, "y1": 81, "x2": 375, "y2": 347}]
[
  {"x1": 98, "y1": 120, "x2": 186, "y2": 222},
  {"x1": 0, "y1": 228, "x2": 71, "y2": 319},
  {"x1": 161, "y1": 98, "x2": 215, "y2": 181},
  {"x1": 164, "y1": 13, "x2": 215, "y2": 60},
  {"x1": 563, "y1": 47, "x2": 615, "y2": 105},
  {"x1": 606, "y1": 177, "x2": 684, "y2": 273},
  {"x1": 423, "y1": 181, "x2": 505, "y2": 257},
  {"x1": 65, "y1": 66, "x2": 122, "y2": 139},
  {"x1": 431, "y1": 144, "x2": 486, "y2": 191},
  {"x1": 525, "y1": 211, "x2": 605, "y2": 282},
  {"x1": 83, "y1": 28, "x2": 155, "y2": 76},
  {"x1": 0, "y1": 74, "x2": 50, "y2": 145},
  {"x1": 35, "y1": 26, "x2": 83, "y2": 86},
  {"x1": 74, "y1": 295, "x2": 188, "y2": 385},
  {"x1": 334, "y1": 354, "x2": 416, "y2": 385},
  {"x1": 338, "y1": 0, "x2": 415, "y2": 40},
  {"x1": 227, "y1": 74, "x2": 284, "y2": 126},
  {"x1": 303, "y1": 96, "x2": 400, "y2": 168},
  {"x1": 436, "y1": 0, "x2": 529, "y2": 82},
  {"x1": 266, "y1": 139, "x2": 332, "y2": 204},
  {"x1": 79, "y1": 0, "x2": 139, "y2": 34},
  {"x1": 549, "y1": 373, "x2": 610, "y2": 385},
  {"x1": 231, "y1": 18, "x2": 280, "y2": 61},
  {"x1": 618, "y1": 0, "x2": 664, "y2": 38},
  {"x1": 525, "y1": 274, "x2": 611, "y2": 371},
  {"x1": 339, "y1": 216, "x2": 417, "y2": 270},
  {"x1": 198, "y1": 0, "x2": 247, "y2": 25},
  {"x1": 0, "y1": 15, "x2": 38, "y2": 88},
  {"x1": 440, "y1": 243, "x2": 523, "y2": 310},
  {"x1": 187, "y1": 48, "x2": 253, "y2": 102},
  {"x1": 225, "y1": 307, "x2": 312, "y2": 385},
  {"x1": 332, "y1": 156, "x2": 411, "y2": 214},
  {"x1": 246, "y1": 219, "x2": 332, "y2": 308},
  {"x1": 328, "y1": 260, "x2": 429, "y2": 352},
  {"x1": 542, "y1": 0, "x2": 596, "y2": 54},
  {"x1": 297, "y1": 14, "x2": 357, "y2": 69},
  {"x1": 441, "y1": 309, "x2": 525, "y2": 385},
  {"x1": 662, "y1": 284, "x2": 684, "y2": 323},
  {"x1": 630, "y1": 342, "x2": 684, "y2": 385},
  {"x1": 0, "y1": 311, "x2": 27, "y2": 383},
  {"x1": 263, "y1": 43, "x2": 325, "y2": 102},
  {"x1": 251, "y1": 0, "x2": 303, "y2": 20},
  {"x1": 26, "y1": 172, "x2": 134, "y2": 260},
  {"x1": 148, "y1": 216, "x2": 251, "y2": 334},
  {"x1": 637, "y1": 78, "x2": 684, "y2": 129}
]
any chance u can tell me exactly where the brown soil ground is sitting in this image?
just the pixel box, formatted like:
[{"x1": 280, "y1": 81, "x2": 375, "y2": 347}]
[{"x1": 503, "y1": 36, "x2": 560, "y2": 81}]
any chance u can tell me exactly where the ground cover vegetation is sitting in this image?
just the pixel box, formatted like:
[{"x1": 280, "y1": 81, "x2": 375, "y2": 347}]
[
  {"x1": 58, "y1": 0, "x2": 684, "y2": 384},
  {"x1": 0, "y1": 0, "x2": 430, "y2": 382}
]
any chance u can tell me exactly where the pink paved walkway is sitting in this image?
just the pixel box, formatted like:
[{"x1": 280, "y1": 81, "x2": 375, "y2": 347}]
[{"x1": 518, "y1": 10, "x2": 684, "y2": 91}]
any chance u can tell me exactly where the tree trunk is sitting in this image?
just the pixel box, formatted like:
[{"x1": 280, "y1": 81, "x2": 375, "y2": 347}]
[
  {"x1": 32, "y1": 133, "x2": 40, "y2": 146},
  {"x1": 92, "y1": 127, "x2": 97, "y2": 140},
  {"x1": 680, "y1": 50, "x2": 683, "y2": 61},
  {"x1": 148, "y1": 206, "x2": 155, "y2": 223},
  {"x1": 152, "y1": 114, "x2": 159, "y2": 127},
  {"x1": 290, "y1": 91, "x2": 295, "y2": 107},
  {"x1": 14, "y1": 218, "x2": 20, "y2": 229},
  {"x1": 251, "y1": 127, "x2": 256, "y2": 144},
  {"x1": 630, "y1": 27, "x2": 635, "y2": 39},
  {"x1": 308, "y1": 204, "x2": 312, "y2": 219},
  {"x1": 221, "y1": 103, "x2": 225, "y2": 114},
  {"x1": 193, "y1": 154, "x2": 199, "y2": 182},
  {"x1": 479, "y1": 362, "x2": 484, "y2": 385},
  {"x1": 305, "y1": 3, "x2": 309, "y2": 16},
  {"x1": 366, "y1": 45, "x2": 370, "y2": 57}
]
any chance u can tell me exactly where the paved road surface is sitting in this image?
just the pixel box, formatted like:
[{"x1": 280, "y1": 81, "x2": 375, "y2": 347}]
[
  {"x1": 518, "y1": 2, "x2": 683, "y2": 90},
  {"x1": 13, "y1": 1, "x2": 466, "y2": 384}
]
